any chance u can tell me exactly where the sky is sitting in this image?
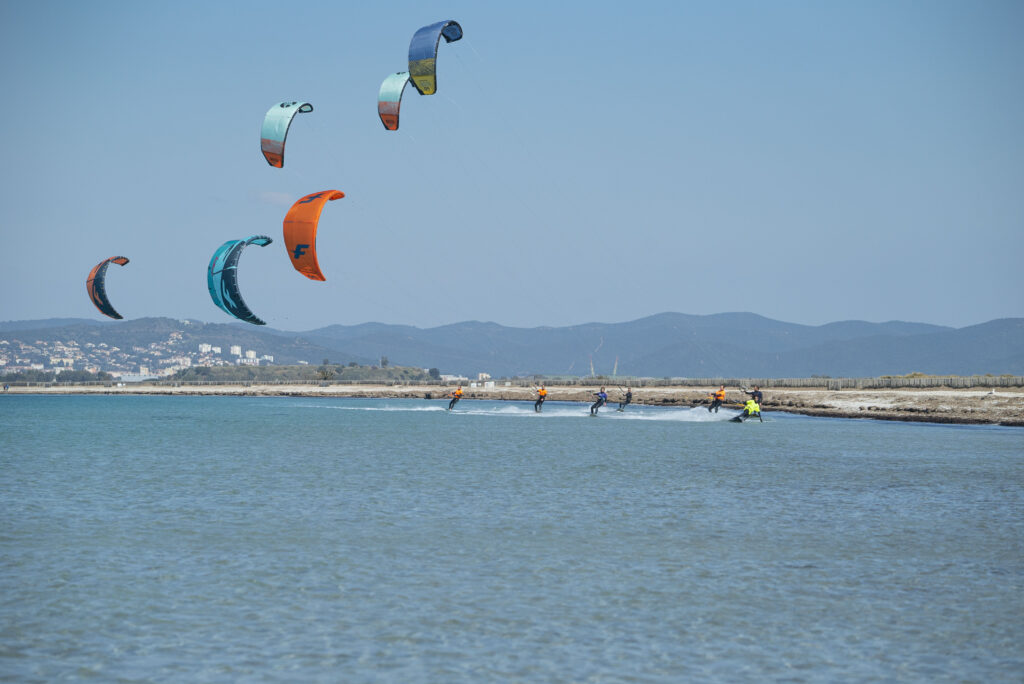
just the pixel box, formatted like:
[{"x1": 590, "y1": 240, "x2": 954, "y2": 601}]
[{"x1": 1, "y1": 1, "x2": 1022, "y2": 332}]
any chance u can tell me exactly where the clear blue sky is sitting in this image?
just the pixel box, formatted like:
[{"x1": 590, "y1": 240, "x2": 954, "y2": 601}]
[{"x1": 2, "y1": 1, "x2": 1021, "y2": 331}]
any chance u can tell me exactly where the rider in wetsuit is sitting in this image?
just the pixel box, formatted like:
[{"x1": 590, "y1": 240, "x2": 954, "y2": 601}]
[
  {"x1": 618, "y1": 387, "x2": 633, "y2": 411},
  {"x1": 708, "y1": 386, "x2": 726, "y2": 413},
  {"x1": 734, "y1": 398, "x2": 763, "y2": 422},
  {"x1": 447, "y1": 386, "x2": 463, "y2": 411},
  {"x1": 534, "y1": 385, "x2": 547, "y2": 412}
]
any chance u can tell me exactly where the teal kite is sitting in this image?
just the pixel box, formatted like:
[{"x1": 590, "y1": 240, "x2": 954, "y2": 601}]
[{"x1": 207, "y1": 235, "x2": 272, "y2": 325}]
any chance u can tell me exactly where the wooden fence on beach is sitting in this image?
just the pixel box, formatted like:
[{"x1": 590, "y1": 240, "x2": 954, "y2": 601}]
[
  {"x1": 502, "y1": 376, "x2": 1024, "y2": 389},
  {"x1": 5, "y1": 375, "x2": 1024, "y2": 390}
]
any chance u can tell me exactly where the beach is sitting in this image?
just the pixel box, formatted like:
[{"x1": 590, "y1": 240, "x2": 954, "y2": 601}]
[{"x1": 6, "y1": 383, "x2": 1023, "y2": 426}]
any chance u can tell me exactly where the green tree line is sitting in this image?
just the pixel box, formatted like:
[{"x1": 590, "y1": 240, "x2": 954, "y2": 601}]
[
  {"x1": 1, "y1": 369, "x2": 115, "y2": 383},
  {"x1": 165, "y1": 363, "x2": 437, "y2": 384}
]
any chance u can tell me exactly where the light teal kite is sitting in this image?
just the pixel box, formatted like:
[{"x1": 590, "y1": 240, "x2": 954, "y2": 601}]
[
  {"x1": 260, "y1": 101, "x2": 313, "y2": 167},
  {"x1": 378, "y1": 72, "x2": 411, "y2": 130}
]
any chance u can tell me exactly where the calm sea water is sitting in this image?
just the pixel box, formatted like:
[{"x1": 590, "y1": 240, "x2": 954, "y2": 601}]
[{"x1": 1, "y1": 395, "x2": 1021, "y2": 682}]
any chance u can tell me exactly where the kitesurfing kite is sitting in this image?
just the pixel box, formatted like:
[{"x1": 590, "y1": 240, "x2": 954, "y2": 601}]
[
  {"x1": 260, "y1": 101, "x2": 313, "y2": 167},
  {"x1": 283, "y1": 190, "x2": 345, "y2": 281},
  {"x1": 86, "y1": 256, "x2": 129, "y2": 320},
  {"x1": 377, "y1": 72, "x2": 411, "y2": 130},
  {"x1": 207, "y1": 235, "x2": 273, "y2": 325},
  {"x1": 408, "y1": 20, "x2": 463, "y2": 96}
]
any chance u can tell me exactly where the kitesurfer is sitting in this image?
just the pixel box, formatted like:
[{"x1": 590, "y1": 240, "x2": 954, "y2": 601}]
[
  {"x1": 534, "y1": 385, "x2": 547, "y2": 412},
  {"x1": 591, "y1": 387, "x2": 608, "y2": 416},
  {"x1": 744, "y1": 385, "x2": 764, "y2": 406},
  {"x1": 617, "y1": 387, "x2": 633, "y2": 412},
  {"x1": 733, "y1": 398, "x2": 763, "y2": 422},
  {"x1": 708, "y1": 385, "x2": 726, "y2": 413},
  {"x1": 447, "y1": 385, "x2": 463, "y2": 411}
]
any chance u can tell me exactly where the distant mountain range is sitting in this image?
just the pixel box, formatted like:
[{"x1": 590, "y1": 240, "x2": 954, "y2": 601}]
[{"x1": 2, "y1": 313, "x2": 1022, "y2": 378}]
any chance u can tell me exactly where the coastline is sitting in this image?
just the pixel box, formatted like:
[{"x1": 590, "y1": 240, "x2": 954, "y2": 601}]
[{"x1": 5, "y1": 383, "x2": 1023, "y2": 427}]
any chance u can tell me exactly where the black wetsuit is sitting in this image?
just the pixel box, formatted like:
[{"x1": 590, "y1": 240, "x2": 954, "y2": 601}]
[
  {"x1": 591, "y1": 392, "x2": 607, "y2": 415},
  {"x1": 534, "y1": 393, "x2": 545, "y2": 412},
  {"x1": 618, "y1": 391, "x2": 632, "y2": 410}
]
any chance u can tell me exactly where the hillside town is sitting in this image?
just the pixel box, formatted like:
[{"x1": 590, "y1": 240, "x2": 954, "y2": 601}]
[{"x1": 0, "y1": 329, "x2": 276, "y2": 380}]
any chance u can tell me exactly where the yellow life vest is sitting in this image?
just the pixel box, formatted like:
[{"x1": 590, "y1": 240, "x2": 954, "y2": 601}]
[{"x1": 745, "y1": 399, "x2": 759, "y2": 412}]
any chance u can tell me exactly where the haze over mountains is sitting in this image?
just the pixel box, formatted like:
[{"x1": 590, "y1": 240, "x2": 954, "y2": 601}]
[{"x1": 2, "y1": 313, "x2": 1022, "y2": 378}]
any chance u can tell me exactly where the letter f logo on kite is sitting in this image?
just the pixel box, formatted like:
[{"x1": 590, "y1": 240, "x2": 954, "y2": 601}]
[{"x1": 292, "y1": 244, "x2": 309, "y2": 260}]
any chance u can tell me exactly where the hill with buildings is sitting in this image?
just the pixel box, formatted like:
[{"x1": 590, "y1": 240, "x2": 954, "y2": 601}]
[{"x1": 0, "y1": 318, "x2": 373, "y2": 380}]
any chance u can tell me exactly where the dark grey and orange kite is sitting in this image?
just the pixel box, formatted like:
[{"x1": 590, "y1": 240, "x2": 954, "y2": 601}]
[{"x1": 86, "y1": 256, "x2": 129, "y2": 319}]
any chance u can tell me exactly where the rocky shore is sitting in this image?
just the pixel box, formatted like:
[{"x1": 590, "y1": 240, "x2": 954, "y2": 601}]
[{"x1": 6, "y1": 383, "x2": 1023, "y2": 426}]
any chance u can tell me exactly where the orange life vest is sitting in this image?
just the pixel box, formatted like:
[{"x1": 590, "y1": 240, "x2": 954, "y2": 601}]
[{"x1": 714, "y1": 389, "x2": 725, "y2": 401}]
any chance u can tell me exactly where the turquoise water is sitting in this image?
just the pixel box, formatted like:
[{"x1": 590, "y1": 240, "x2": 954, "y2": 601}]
[{"x1": 1, "y1": 395, "x2": 1022, "y2": 682}]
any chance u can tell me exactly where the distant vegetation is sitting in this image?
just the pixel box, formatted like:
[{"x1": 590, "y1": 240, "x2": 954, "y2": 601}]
[
  {"x1": 164, "y1": 363, "x2": 436, "y2": 384},
  {"x1": 1, "y1": 369, "x2": 115, "y2": 383}
]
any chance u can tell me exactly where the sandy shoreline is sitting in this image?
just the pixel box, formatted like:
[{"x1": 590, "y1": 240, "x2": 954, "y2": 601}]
[{"x1": 6, "y1": 383, "x2": 1024, "y2": 426}]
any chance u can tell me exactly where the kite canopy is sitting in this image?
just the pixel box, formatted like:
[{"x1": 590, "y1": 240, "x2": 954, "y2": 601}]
[
  {"x1": 378, "y1": 72, "x2": 411, "y2": 130},
  {"x1": 207, "y1": 235, "x2": 273, "y2": 326},
  {"x1": 408, "y1": 20, "x2": 463, "y2": 96},
  {"x1": 86, "y1": 256, "x2": 129, "y2": 320},
  {"x1": 283, "y1": 190, "x2": 345, "y2": 281},
  {"x1": 260, "y1": 101, "x2": 313, "y2": 167}
]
